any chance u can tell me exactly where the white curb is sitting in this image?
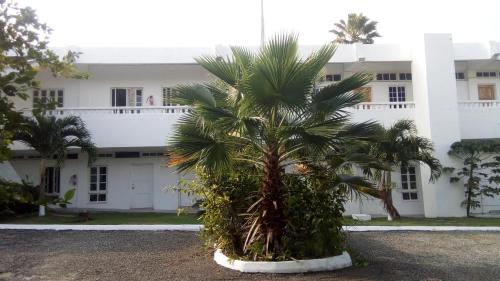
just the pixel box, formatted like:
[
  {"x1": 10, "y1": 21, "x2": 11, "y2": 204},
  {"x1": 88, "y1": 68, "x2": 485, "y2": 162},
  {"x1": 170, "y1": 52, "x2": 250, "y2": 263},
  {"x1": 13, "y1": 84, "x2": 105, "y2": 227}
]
[
  {"x1": 214, "y1": 249, "x2": 352, "y2": 273},
  {"x1": 1, "y1": 224, "x2": 500, "y2": 232},
  {"x1": 0, "y1": 224, "x2": 202, "y2": 231}
]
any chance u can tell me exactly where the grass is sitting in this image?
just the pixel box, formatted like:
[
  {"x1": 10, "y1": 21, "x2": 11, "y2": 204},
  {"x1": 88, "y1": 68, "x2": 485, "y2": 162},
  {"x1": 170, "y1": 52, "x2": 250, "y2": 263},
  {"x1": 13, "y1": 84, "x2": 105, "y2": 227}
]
[
  {"x1": 342, "y1": 216, "x2": 500, "y2": 227},
  {"x1": 2, "y1": 212, "x2": 500, "y2": 226},
  {"x1": 1, "y1": 212, "x2": 200, "y2": 225}
]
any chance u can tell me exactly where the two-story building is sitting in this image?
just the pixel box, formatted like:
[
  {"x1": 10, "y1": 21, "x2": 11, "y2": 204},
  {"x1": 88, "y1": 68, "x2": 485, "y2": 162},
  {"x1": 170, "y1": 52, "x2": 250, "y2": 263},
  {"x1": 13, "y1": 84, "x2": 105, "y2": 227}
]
[{"x1": 4, "y1": 33, "x2": 500, "y2": 217}]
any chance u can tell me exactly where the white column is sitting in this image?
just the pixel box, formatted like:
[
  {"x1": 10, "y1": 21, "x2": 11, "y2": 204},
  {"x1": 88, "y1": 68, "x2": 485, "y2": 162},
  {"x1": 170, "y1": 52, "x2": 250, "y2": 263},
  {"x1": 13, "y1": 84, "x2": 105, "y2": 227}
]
[{"x1": 411, "y1": 34, "x2": 465, "y2": 217}]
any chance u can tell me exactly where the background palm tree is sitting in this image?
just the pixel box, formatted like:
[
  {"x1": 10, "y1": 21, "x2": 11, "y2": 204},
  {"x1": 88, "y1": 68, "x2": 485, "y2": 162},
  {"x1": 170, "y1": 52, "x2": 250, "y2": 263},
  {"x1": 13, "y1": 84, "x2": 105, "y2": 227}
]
[
  {"x1": 360, "y1": 120, "x2": 441, "y2": 220},
  {"x1": 330, "y1": 13, "x2": 381, "y2": 44},
  {"x1": 15, "y1": 111, "x2": 96, "y2": 216},
  {"x1": 169, "y1": 34, "x2": 378, "y2": 258}
]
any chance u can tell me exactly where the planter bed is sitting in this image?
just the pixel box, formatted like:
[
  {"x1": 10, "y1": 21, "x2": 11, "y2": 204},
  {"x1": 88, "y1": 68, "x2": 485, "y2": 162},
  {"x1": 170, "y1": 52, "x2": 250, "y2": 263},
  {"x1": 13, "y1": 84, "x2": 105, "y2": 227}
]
[{"x1": 213, "y1": 249, "x2": 352, "y2": 273}]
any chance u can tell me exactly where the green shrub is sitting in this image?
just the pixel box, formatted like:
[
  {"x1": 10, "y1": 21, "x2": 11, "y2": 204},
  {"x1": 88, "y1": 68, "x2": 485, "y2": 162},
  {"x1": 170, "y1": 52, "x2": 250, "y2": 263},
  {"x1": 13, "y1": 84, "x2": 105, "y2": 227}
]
[{"x1": 0, "y1": 178, "x2": 37, "y2": 217}]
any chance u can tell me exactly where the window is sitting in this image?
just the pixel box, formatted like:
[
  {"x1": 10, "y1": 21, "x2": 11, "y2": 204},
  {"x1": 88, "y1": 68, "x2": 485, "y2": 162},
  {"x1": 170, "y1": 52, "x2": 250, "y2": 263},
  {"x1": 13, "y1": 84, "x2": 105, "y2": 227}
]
[
  {"x1": 355, "y1": 87, "x2": 372, "y2": 102},
  {"x1": 142, "y1": 152, "x2": 165, "y2": 157},
  {"x1": 478, "y1": 85, "x2": 496, "y2": 100},
  {"x1": 114, "y1": 151, "x2": 141, "y2": 158},
  {"x1": 97, "y1": 153, "x2": 113, "y2": 158},
  {"x1": 44, "y1": 167, "x2": 60, "y2": 195},
  {"x1": 376, "y1": 73, "x2": 397, "y2": 81},
  {"x1": 33, "y1": 89, "x2": 64, "y2": 107},
  {"x1": 389, "y1": 86, "x2": 406, "y2": 103},
  {"x1": 455, "y1": 72, "x2": 465, "y2": 80},
  {"x1": 401, "y1": 166, "x2": 418, "y2": 200},
  {"x1": 111, "y1": 88, "x2": 142, "y2": 107},
  {"x1": 399, "y1": 73, "x2": 412, "y2": 81},
  {"x1": 325, "y1": 74, "x2": 342, "y2": 82},
  {"x1": 90, "y1": 166, "x2": 107, "y2": 202},
  {"x1": 162, "y1": 87, "x2": 173, "y2": 106},
  {"x1": 476, "y1": 72, "x2": 497, "y2": 78}
]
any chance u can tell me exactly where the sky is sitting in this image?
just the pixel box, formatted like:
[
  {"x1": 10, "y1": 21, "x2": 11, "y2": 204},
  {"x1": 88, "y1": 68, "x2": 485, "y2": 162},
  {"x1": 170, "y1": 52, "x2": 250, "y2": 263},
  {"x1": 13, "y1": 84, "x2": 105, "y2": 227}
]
[{"x1": 17, "y1": 0, "x2": 500, "y2": 47}]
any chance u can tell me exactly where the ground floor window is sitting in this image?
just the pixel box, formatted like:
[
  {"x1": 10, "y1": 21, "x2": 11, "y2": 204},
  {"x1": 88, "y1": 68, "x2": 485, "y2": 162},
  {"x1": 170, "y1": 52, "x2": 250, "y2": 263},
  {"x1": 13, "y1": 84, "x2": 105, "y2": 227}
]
[
  {"x1": 44, "y1": 167, "x2": 60, "y2": 195},
  {"x1": 401, "y1": 165, "x2": 418, "y2": 200},
  {"x1": 90, "y1": 166, "x2": 107, "y2": 202}
]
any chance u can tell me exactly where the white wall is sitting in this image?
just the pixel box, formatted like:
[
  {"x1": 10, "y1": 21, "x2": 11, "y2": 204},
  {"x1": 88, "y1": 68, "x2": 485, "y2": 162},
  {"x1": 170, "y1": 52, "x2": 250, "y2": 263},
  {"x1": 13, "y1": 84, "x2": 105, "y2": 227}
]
[{"x1": 10, "y1": 154, "x2": 189, "y2": 211}]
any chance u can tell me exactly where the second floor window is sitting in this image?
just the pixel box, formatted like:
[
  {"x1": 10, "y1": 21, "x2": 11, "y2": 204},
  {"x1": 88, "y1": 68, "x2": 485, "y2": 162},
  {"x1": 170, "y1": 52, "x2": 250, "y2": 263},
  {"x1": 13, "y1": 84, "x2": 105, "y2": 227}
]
[
  {"x1": 111, "y1": 88, "x2": 142, "y2": 107},
  {"x1": 376, "y1": 73, "x2": 397, "y2": 81},
  {"x1": 325, "y1": 74, "x2": 342, "y2": 82},
  {"x1": 389, "y1": 86, "x2": 406, "y2": 103},
  {"x1": 33, "y1": 89, "x2": 64, "y2": 107},
  {"x1": 162, "y1": 87, "x2": 173, "y2": 106}
]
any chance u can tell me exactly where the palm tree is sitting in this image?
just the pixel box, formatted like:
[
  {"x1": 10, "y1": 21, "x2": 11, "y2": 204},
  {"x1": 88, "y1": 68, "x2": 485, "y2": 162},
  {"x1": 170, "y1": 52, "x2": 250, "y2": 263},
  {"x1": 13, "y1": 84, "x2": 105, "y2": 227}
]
[
  {"x1": 330, "y1": 13, "x2": 381, "y2": 44},
  {"x1": 168, "y1": 34, "x2": 377, "y2": 257},
  {"x1": 361, "y1": 120, "x2": 441, "y2": 220},
  {"x1": 15, "y1": 111, "x2": 96, "y2": 216}
]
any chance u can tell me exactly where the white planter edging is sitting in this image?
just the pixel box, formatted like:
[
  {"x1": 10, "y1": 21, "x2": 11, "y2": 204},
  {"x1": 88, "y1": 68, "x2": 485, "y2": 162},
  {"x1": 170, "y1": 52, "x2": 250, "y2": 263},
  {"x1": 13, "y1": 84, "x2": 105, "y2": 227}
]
[{"x1": 213, "y1": 249, "x2": 352, "y2": 273}]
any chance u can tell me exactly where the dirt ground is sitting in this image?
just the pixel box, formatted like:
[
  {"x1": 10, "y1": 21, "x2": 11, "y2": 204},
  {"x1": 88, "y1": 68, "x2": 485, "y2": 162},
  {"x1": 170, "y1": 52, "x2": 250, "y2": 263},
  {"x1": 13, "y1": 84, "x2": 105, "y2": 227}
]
[{"x1": 0, "y1": 230, "x2": 499, "y2": 281}]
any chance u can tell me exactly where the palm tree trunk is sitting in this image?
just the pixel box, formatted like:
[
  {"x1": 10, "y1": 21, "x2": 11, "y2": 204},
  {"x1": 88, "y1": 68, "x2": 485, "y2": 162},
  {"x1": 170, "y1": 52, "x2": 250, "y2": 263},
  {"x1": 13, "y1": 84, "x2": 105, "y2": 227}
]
[
  {"x1": 260, "y1": 147, "x2": 286, "y2": 258},
  {"x1": 379, "y1": 171, "x2": 400, "y2": 220},
  {"x1": 38, "y1": 159, "x2": 46, "y2": 216}
]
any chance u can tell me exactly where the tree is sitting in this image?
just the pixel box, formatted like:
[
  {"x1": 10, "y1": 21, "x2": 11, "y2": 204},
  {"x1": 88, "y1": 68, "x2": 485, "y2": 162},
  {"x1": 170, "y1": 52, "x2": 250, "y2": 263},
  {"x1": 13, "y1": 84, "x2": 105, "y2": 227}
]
[
  {"x1": 444, "y1": 141, "x2": 500, "y2": 217},
  {"x1": 0, "y1": 0, "x2": 87, "y2": 162},
  {"x1": 14, "y1": 110, "x2": 96, "y2": 216},
  {"x1": 168, "y1": 34, "x2": 377, "y2": 258},
  {"x1": 330, "y1": 13, "x2": 381, "y2": 44},
  {"x1": 360, "y1": 120, "x2": 441, "y2": 220}
]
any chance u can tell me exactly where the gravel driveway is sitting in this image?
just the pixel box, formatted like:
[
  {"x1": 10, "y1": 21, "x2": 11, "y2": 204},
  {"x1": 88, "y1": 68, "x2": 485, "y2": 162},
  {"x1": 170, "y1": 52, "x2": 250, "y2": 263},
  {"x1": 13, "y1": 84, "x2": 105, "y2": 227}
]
[{"x1": 0, "y1": 230, "x2": 499, "y2": 281}]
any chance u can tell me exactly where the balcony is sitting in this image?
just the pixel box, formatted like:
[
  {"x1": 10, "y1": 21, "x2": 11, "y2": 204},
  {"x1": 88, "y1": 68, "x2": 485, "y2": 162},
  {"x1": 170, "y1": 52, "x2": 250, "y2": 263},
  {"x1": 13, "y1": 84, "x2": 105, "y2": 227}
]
[
  {"x1": 348, "y1": 102, "x2": 416, "y2": 126},
  {"x1": 14, "y1": 103, "x2": 417, "y2": 149},
  {"x1": 17, "y1": 106, "x2": 190, "y2": 149},
  {"x1": 458, "y1": 100, "x2": 500, "y2": 139}
]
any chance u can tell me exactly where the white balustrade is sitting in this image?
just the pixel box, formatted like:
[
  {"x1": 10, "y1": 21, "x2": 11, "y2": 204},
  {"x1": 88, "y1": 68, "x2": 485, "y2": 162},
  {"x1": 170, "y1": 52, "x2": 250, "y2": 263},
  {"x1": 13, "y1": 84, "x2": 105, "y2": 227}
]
[
  {"x1": 350, "y1": 102, "x2": 415, "y2": 110},
  {"x1": 458, "y1": 100, "x2": 500, "y2": 108},
  {"x1": 21, "y1": 106, "x2": 191, "y2": 116}
]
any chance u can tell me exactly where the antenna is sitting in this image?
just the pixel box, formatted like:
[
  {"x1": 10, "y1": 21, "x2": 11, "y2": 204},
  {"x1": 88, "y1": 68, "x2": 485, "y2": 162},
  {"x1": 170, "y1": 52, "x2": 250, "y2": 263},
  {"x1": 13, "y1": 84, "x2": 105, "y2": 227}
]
[{"x1": 260, "y1": 0, "x2": 265, "y2": 46}]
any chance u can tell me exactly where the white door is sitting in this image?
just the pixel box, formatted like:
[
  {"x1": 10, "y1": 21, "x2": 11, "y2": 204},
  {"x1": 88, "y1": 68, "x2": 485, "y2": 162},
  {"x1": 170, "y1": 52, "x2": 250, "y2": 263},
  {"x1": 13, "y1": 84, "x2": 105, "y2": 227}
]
[{"x1": 131, "y1": 164, "x2": 154, "y2": 208}]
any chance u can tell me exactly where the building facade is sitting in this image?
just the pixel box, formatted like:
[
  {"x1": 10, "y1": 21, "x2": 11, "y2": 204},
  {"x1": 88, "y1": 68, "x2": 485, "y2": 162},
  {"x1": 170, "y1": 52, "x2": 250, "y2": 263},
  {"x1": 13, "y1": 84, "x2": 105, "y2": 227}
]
[{"x1": 5, "y1": 34, "x2": 500, "y2": 217}]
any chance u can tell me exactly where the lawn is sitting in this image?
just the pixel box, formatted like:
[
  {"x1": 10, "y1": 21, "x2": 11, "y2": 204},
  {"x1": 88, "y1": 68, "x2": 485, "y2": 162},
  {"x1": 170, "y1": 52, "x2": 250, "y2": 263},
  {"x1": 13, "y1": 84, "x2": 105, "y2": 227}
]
[
  {"x1": 343, "y1": 216, "x2": 500, "y2": 226},
  {"x1": 1, "y1": 212, "x2": 200, "y2": 225},
  {"x1": 2, "y1": 212, "x2": 500, "y2": 226}
]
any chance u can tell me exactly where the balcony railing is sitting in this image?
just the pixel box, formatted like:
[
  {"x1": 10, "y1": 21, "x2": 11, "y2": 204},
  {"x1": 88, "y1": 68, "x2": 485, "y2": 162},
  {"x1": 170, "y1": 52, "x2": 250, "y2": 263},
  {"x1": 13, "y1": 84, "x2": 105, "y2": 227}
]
[
  {"x1": 458, "y1": 100, "x2": 500, "y2": 108},
  {"x1": 350, "y1": 102, "x2": 415, "y2": 110},
  {"x1": 21, "y1": 106, "x2": 191, "y2": 116}
]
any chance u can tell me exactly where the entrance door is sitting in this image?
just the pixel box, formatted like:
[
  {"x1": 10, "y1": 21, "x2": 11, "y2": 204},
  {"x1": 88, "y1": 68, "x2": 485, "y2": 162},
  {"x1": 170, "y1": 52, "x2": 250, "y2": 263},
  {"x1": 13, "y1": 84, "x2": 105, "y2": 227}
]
[{"x1": 131, "y1": 164, "x2": 154, "y2": 209}]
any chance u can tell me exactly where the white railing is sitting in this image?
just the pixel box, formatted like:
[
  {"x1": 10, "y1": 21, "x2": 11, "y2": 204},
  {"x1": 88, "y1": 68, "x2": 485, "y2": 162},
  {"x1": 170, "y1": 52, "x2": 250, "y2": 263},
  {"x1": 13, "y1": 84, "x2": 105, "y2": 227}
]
[
  {"x1": 350, "y1": 102, "x2": 415, "y2": 110},
  {"x1": 458, "y1": 100, "x2": 500, "y2": 108},
  {"x1": 21, "y1": 106, "x2": 191, "y2": 116}
]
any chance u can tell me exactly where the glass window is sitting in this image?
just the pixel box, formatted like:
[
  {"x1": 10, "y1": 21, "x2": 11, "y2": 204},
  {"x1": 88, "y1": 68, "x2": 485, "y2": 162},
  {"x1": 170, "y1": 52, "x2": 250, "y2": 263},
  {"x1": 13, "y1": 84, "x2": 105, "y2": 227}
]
[
  {"x1": 44, "y1": 167, "x2": 60, "y2": 195},
  {"x1": 89, "y1": 166, "x2": 107, "y2": 202},
  {"x1": 401, "y1": 165, "x2": 418, "y2": 201},
  {"x1": 33, "y1": 89, "x2": 64, "y2": 107}
]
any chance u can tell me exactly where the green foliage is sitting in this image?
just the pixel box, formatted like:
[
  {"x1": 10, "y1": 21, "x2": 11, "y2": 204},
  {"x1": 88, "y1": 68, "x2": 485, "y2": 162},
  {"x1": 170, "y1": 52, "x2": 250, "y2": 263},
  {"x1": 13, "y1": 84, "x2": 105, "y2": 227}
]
[
  {"x1": 356, "y1": 120, "x2": 442, "y2": 219},
  {"x1": 445, "y1": 140, "x2": 500, "y2": 217},
  {"x1": 0, "y1": 0, "x2": 88, "y2": 162},
  {"x1": 169, "y1": 33, "x2": 378, "y2": 259},
  {"x1": 330, "y1": 13, "x2": 381, "y2": 44},
  {"x1": 0, "y1": 177, "x2": 37, "y2": 216}
]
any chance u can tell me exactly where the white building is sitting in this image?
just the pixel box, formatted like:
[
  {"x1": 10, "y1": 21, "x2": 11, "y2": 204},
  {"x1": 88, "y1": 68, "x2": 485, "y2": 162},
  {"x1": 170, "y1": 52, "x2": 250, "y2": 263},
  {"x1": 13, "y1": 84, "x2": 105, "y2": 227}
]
[{"x1": 5, "y1": 34, "x2": 500, "y2": 217}]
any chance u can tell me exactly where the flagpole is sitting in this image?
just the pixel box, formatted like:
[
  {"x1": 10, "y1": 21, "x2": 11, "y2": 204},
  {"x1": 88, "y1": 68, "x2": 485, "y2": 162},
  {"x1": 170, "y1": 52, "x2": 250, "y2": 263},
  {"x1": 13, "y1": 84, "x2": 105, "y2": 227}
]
[{"x1": 260, "y1": 0, "x2": 265, "y2": 46}]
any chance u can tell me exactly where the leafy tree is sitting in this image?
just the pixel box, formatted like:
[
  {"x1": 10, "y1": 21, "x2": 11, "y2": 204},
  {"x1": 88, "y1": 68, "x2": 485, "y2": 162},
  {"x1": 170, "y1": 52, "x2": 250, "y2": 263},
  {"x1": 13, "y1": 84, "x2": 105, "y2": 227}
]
[
  {"x1": 444, "y1": 141, "x2": 500, "y2": 217},
  {"x1": 14, "y1": 110, "x2": 96, "y2": 215},
  {"x1": 330, "y1": 13, "x2": 381, "y2": 44},
  {"x1": 360, "y1": 120, "x2": 441, "y2": 220},
  {"x1": 0, "y1": 0, "x2": 87, "y2": 162},
  {"x1": 169, "y1": 34, "x2": 377, "y2": 259}
]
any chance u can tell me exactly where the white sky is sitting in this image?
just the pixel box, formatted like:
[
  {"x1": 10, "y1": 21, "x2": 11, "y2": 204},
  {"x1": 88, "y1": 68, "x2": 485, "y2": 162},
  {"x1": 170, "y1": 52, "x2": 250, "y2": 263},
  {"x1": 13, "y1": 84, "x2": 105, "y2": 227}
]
[{"x1": 17, "y1": 0, "x2": 500, "y2": 47}]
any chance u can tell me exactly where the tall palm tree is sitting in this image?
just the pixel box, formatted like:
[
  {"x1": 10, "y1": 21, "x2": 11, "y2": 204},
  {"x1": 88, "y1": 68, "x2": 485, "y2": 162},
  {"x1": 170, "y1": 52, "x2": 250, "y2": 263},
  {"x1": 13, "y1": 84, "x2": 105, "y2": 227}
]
[
  {"x1": 330, "y1": 13, "x2": 381, "y2": 44},
  {"x1": 15, "y1": 112, "x2": 96, "y2": 216},
  {"x1": 168, "y1": 34, "x2": 377, "y2": 257},
  {"x1": 361, "y1": 120, "x2": 441, "y2": 220}
]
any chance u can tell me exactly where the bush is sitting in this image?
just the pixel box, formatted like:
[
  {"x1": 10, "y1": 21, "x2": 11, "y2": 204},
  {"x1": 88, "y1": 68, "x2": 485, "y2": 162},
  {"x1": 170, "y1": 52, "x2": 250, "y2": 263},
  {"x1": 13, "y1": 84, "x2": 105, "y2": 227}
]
[
  {"x1": 0, "y1": 178, "x2": 37, "y2": 217},
  {"x1": 179, "y1": 167, "x2": 348, "y2": 261}
]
